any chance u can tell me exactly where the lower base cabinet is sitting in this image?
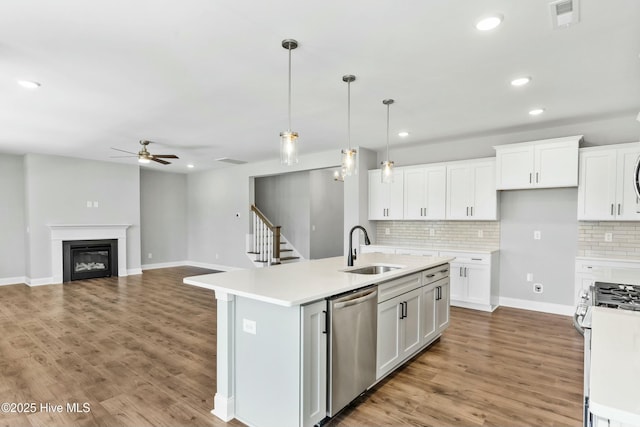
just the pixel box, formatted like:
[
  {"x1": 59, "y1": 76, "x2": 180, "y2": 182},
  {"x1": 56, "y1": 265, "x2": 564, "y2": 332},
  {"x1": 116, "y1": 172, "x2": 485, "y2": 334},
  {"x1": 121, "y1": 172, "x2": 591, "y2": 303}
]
[
  {"x1": 301, "y1": 301, "x2": 327, "y2": 427},
  {"x1": 422, "y1": 278, "x2": 450, "y2": 345}
]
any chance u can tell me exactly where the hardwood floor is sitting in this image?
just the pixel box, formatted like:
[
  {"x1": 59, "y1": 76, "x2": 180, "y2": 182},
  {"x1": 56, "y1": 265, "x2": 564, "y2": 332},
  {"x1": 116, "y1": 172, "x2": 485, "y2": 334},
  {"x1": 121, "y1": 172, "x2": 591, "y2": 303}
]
[{"x1": 0, "y1": 268, "x2": 584, "y2": 427}]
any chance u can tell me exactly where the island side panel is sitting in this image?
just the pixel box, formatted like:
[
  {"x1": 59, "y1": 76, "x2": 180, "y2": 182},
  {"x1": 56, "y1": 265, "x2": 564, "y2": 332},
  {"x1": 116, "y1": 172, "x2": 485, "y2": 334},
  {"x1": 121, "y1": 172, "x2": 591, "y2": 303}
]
[{"x1": 234, "y1": 296, "x2": 302, "y2": 427}]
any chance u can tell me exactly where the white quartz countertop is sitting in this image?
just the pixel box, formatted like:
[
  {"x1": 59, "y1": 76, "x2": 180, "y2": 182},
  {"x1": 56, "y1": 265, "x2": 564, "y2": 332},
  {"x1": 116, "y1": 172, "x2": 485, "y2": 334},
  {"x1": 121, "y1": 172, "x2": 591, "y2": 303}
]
[
  {"x1": 184, "y1": 253, "x2": 454, "y2": 307},
  {"x1": 589, "y1": 307, "x2": 640, "y2": 425}
]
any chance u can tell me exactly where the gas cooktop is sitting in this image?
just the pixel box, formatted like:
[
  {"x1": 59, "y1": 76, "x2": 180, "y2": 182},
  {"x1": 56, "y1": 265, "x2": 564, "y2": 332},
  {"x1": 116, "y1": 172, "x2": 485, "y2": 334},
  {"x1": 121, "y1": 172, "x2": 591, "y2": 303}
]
[{"x1": 593, "y1": 282, "x2": 640, "y2": 311}]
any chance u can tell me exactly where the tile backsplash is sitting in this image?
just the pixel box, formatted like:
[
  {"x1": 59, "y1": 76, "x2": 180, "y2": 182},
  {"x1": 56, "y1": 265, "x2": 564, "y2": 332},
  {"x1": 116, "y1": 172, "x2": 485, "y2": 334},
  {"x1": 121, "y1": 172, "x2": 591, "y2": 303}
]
[
  {"x1": 578, "y1": 221, "x2": 640, "y2": 260},
  {"x1": 375, "y1": 220, "x2": 500, "y2": 250}
]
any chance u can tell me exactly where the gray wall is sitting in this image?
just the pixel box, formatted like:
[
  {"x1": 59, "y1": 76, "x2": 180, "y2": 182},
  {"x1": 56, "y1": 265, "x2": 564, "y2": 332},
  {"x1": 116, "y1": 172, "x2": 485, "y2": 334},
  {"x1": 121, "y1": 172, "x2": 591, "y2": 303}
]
[
  {"x1": 499, "y1": 188, "x2": 578, "y2": 306},
  {"x1": 255, "y1": 171, "x2": 311, "y2": 259},
  {"x1": 187, "y1": 149, "x2": 342, "y2": 269},
  {"x1": 140, "y1": 169, "x2": 187, "y2": 265},
  {"x1": 0, "y1": 154, "x2": 26, "y2": 279},
  {"x1": 23, "y1": 154, "x2": 141, "y2": 280},
  {"x1": 309, "y1": 169, "x2": 343, "y2": 259}
]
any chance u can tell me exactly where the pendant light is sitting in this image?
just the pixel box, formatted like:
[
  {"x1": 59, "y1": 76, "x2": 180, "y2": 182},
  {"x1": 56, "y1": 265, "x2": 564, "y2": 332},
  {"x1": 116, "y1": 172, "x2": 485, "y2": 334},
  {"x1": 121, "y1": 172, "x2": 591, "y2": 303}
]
[
  {"x1": 381, "y1": 99, "x2": 395, "y2": 183},
  {"x1": 280, "y1": 39, "x2": 299, "y2": 165},
  {"x1": 340, "y1": 74, "x2": 357, "y2": 177}
]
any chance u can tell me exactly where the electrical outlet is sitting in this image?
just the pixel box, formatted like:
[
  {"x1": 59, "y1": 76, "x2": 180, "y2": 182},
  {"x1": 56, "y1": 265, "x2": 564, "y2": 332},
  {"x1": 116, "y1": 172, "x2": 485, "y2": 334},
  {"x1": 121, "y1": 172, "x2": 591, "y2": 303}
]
[
  {"x1": 534, "y1": 230, "x2": 541, "y2": 240},
  {"x1": 604, "y1": 232, "x2": 613, "y2": 242},
  {"x1": 148, "y1": 253, "x2": 152, "y2": 259},
  {"x1": 533, "y1": 283, "x2": 543, "y2": 294},
  {"x1": 385, "y1": 228, "x2": 390, "y2": 235},
  {"x1": 429, "y1": 228, "x2": 435, "y2": 237},
  {"x1": 243, "y1": 319, "x2": 256, "y2": 335},
  {"x1": 86, "y1": 200, "x2": 92, "y2": 208},
  {"x1": 526, "y1": 273, "x2": 533, "y2": 282},
  {"x1": 477, "y1": 230, "x2": 483, "y2": 238}
]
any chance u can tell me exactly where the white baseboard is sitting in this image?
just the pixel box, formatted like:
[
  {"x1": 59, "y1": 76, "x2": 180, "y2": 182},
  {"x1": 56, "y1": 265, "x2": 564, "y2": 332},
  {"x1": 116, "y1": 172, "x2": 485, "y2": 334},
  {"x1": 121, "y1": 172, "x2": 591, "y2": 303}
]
[
  {"x1": 185, "y1": 261, "x2": 242, "y2": 272},
  {"x1": 499, "y1": 297, "x2": 574, "y2": 316},
  {"x1": 0, "y1": 276, "x2": 27, "y2": 286},
  {"x1": 127, "y1": 268, "x2": 143, "y2": 275},
  {"x1": 212, "y1": 394, "x2": 235, "y2": 422},
  {"x1": 142, "y1": 261, "x2": 189, "y2": 270},
  {"x1": 26, "y1": 277, "x2": 55, "y2": 287}
]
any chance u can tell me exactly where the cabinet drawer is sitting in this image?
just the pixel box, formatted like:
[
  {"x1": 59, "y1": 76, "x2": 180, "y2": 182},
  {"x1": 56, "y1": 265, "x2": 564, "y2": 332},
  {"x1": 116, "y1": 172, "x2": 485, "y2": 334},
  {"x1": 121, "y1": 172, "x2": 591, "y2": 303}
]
[
  {"x1": 422, "y1": 264, "x2": 449, "y2": 284},
  {"x1": 378, "y1": 273, "x2": 421, "y2": 303}
]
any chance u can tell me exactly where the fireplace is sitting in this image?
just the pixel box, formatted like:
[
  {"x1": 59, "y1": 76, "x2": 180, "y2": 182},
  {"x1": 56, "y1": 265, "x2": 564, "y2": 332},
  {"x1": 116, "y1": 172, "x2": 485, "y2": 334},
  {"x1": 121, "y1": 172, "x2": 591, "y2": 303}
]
[{"x1": 62, "y1": 239, "x2": 118, "y2": 282}]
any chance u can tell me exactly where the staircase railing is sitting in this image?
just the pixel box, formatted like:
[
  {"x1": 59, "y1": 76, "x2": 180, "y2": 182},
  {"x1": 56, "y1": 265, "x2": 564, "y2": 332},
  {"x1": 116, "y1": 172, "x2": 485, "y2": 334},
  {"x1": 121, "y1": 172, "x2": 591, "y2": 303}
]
[{"x1": 250, "y1": 205, "x2": 281, "y2": 265}]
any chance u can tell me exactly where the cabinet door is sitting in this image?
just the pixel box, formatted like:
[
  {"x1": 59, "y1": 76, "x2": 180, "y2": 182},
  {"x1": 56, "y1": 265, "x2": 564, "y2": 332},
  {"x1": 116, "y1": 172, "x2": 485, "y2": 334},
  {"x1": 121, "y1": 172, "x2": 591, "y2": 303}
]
[
  {"x1": 470, "y1": 161, "x2": 497, "y2": 220},
  {"x1": 496, "y1": 145, "x2": 534, "y2": 189},
  {"x1": 577, "y1": 150, "x2": 617, "y2": 220},
  {"x1": 369, "y1": 170, "x2": 387, "y2": 220},
  {"x1": 449, "y1": 263, "x2": 467, "y2": 301},
  {"x1": 376, "y1": 298, "x2": 402, "y2": 379},
  {"x1": 301, "y1": 301, "x2": 327, "y2": 427},
  {"x1": 387, "y1": 169, "x2": 404, "y2": 219},
  {"x1": 446, "y1": 164, "x2": 471, "y2": 219},
  {"x1": 436, "y1": 282, "x2": 450, "y2": 333},
  {"x1": 423, "y1": 165, "x2": 446, "y2": 219},
  {"x1": 616, "y1": 147, "x2": 640, "y2": 220},
  {"x1": 465, "y1": 265, "x2": 491, "y2": 305},
  {"x1": 400, "y1": 288, "x2": 422, "y2": 358},
  {"x1": 535, "y1": 141, "x2": 579, "y2": 188},
  {"x1": 403, "y1": 167, "x2": 425, "y2": 220},
  {"x1": 421, "y1": 284, "x2": 437, "y2": 345}
]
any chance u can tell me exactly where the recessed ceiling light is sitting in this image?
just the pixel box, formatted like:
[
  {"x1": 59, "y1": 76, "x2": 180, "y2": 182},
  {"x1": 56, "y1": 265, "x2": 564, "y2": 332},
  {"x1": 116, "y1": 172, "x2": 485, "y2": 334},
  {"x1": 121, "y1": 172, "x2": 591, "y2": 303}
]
[
  {"x1": 476, "y1": 14, "x2": 503, "y2": 31},
  {"x1": 529, "y1": 108, "x2": 545, "y2": 116},
  {"x1": 511, "y1": 77, "x2": 532, "y2": 87},
  {"x1": 17, "y1": 80, "x2": 41, "y2": 89},
  {"x1": 187, "y1": 164, "x2": 195, "y2": 168},
  {"x1": 398, "y1": 131, "x2": 409, "y2": 137}
]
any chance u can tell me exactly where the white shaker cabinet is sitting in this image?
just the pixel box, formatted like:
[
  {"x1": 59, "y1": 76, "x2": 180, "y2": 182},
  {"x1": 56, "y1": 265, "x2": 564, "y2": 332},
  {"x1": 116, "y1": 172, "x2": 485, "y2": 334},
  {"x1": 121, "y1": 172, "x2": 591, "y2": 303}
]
[
  {"x1": 369, "y1": 169, "x2": 404, "y2": 220},
  {"x1": 403, "y1": 164, "x2": 446, "y2": 220},
  {"x1": 300, "y1": 300, "x2": 327, "y2": 427},
  {"x1": 441, "y1": 251, "x2": 498, "y2": 312},
  {"x1": 577, "y1": 143, "x2": 640, "y2": 221},
  {"x1": 494, "y1": 135, "x2": 581, "y2": 190},
  {"x1": 421, "y1": 277, "x2": 449, "y2": 346},
  {"x1": 446, "y1": 158, "x2": 497, "y2": 220}
]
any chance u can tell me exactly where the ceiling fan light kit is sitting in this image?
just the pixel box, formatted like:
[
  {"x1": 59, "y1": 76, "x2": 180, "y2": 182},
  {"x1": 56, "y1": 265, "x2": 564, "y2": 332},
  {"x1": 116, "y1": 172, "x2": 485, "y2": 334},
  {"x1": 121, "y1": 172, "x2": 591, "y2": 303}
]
[
  {"x1": 280, "y1": 39, "x2": 299, "y2": 166},
  {"x1": 111, "y1": 140, "x2": 179, "y2": 166}
]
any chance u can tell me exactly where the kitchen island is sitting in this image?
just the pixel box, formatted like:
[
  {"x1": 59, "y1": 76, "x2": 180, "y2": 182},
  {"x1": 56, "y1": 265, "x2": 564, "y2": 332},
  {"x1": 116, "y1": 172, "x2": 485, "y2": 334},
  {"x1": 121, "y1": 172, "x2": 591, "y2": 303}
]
[{"x1": 184, "y1": 253, "x2": 453, "y2": 427}]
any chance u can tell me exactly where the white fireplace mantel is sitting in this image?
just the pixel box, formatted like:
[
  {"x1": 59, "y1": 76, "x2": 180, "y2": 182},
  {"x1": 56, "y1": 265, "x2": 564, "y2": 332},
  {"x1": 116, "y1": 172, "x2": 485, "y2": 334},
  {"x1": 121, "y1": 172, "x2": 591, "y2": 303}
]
[{"x1": 49, "y1": 224, "x2": 131, "y2": 284}]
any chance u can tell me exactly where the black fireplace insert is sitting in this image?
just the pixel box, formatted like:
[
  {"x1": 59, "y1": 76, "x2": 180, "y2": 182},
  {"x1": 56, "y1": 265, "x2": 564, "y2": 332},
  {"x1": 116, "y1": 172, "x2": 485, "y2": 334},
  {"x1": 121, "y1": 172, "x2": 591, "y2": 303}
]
[{"x1": 62, "y1": 239, "x2": 118, "y2": 282}]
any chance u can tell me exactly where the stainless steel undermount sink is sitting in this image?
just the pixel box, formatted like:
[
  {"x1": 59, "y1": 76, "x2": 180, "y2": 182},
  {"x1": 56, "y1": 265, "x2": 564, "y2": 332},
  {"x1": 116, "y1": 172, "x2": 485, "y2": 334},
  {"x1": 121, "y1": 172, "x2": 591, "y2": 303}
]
[{"x1": 344, "y1": 265, "x2": 400, "y2": 275}]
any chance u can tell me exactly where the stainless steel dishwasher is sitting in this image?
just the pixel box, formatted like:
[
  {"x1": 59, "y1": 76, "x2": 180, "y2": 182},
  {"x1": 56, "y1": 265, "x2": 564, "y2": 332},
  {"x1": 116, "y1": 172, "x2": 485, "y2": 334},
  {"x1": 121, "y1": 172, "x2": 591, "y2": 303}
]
[{"x1": 327, "y1": 285, "x2": 378, "y2": 417}]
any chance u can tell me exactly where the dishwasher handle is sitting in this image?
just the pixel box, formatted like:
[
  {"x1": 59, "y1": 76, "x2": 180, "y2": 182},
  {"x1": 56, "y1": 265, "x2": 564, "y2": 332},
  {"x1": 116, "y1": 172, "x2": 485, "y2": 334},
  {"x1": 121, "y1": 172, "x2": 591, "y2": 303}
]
[{"x1": 333, "y1": 289, "x2": 377, "y2": 309}]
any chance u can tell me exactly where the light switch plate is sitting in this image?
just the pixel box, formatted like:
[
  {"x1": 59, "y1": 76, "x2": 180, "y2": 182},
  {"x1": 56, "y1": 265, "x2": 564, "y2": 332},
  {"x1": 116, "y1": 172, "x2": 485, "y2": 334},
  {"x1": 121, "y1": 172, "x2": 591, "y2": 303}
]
[
  {"x1": 86, "y1": 201, "x2": 92, "y2": 208},
  {"x1": 243, "y1": 319, "x2": 256, "y2": 335},
  {"x1": 526, "y1": 273, "x2": 533, "y2": 282},
  {"x1": 534, "y1": 230, "x2": 541, "y2": 240}
]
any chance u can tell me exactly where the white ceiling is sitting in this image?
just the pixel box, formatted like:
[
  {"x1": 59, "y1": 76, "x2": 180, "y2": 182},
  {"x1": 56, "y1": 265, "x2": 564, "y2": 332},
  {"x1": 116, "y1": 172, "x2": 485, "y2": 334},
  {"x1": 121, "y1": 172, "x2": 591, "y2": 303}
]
[{"x1": 1, "y1": 0, "x2": 639, "y2": 172}]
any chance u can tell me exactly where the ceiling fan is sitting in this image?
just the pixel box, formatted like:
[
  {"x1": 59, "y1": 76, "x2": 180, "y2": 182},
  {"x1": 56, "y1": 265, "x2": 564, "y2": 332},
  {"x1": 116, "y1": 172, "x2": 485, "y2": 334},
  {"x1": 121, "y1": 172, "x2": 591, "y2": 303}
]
[{"x1": 111, "y1": 140, "x2": 179, "y2": 165}]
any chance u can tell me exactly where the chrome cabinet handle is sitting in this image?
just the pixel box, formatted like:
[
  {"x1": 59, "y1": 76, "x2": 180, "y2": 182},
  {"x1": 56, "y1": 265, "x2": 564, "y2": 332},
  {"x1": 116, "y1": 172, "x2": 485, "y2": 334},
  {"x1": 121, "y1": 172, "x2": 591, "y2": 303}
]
[
  {"x1": 439, "y1": 269, "x2": 448, "y2": 273},
  {"x1": 426, "y1": 274, "x2": 435, "y2": 278}
]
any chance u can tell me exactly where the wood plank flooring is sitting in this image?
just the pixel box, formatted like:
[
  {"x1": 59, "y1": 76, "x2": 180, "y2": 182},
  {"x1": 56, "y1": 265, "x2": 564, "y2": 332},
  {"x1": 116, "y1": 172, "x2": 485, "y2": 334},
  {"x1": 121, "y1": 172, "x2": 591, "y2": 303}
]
[{"x1": 0, "y1": 267, "x2": 584, "y2": 427}]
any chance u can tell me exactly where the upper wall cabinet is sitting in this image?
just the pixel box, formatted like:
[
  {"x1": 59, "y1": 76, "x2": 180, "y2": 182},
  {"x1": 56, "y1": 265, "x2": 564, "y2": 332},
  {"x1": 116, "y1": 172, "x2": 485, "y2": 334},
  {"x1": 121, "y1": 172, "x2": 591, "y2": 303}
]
[
  {"x1": 577, "y1": 143, "x2": 640, "y2": 221},
  {"x1": 403, "y1": 164, "x2": 446, "y2": 220},
  {"x1": 494, "y1": 135, "x2": 582, "y2": 190},
  {"x1": 369, "y1": 169, "x2": 404, "y2": 220},
  {"x1": 445, "y1": 158, "x2": 497, "y2": 220}
]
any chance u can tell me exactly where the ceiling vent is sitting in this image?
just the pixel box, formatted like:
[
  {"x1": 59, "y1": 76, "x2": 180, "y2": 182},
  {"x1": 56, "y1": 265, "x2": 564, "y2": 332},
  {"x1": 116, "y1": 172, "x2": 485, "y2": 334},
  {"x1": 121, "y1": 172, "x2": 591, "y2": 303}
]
[
  {"x1": 549, "y1": 0, "x2": 580, "y2": 29},
  {"x1": 215, "y1": 157, "x2": 247, "y2": 165}
]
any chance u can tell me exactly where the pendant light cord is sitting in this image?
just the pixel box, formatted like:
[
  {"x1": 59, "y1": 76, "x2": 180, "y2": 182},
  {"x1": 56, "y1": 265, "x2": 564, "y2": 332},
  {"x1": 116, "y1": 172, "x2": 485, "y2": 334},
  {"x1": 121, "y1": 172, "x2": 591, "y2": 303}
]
[
  {"x1": 287, "y1": 45, "x2": 292, "y2": 132},
  {"x1": 347, "y1": 80, "x2": 351, "y2": 150},
  {"x1": 386, "y1": 103, "x2": 390, "y2": 160}
]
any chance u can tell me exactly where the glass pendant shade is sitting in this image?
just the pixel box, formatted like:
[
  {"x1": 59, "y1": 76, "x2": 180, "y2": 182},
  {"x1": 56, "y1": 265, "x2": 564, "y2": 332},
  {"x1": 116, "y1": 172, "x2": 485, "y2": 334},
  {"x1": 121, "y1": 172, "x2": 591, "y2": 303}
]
[
  {"x1": 381, "y1": 160, "x2": 394, "y2": 183},
  {"x1": 280, "y1": 131, "x2": 299, "y2": 165},
  {"x1": 341, "y1": 148, "x2": 357, "y2": 176}
]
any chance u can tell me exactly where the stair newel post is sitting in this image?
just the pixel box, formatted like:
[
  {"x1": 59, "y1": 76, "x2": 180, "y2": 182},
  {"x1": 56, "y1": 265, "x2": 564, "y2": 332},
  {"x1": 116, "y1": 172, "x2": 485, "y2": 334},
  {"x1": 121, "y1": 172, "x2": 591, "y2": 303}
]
[{"x1": 273, "y1": 226, "x2": 281, "y2": 264}]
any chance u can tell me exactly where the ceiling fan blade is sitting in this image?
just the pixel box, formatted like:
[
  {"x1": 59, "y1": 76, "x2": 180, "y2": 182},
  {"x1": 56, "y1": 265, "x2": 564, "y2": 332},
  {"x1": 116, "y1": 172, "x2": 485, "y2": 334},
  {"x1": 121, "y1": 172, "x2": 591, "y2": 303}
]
[
  {"x1": 152, "y1": 154, "x2": 179, "y2": 159},
  {"x1": 152, "y1": 158, "x2": 171, "y2": 165},
  {"x1": 111, "y1": 147, "x2": 137, "y2": 155},
  {"x1": 109, "y1": 155, "x2": 138, "y2": 158}
]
